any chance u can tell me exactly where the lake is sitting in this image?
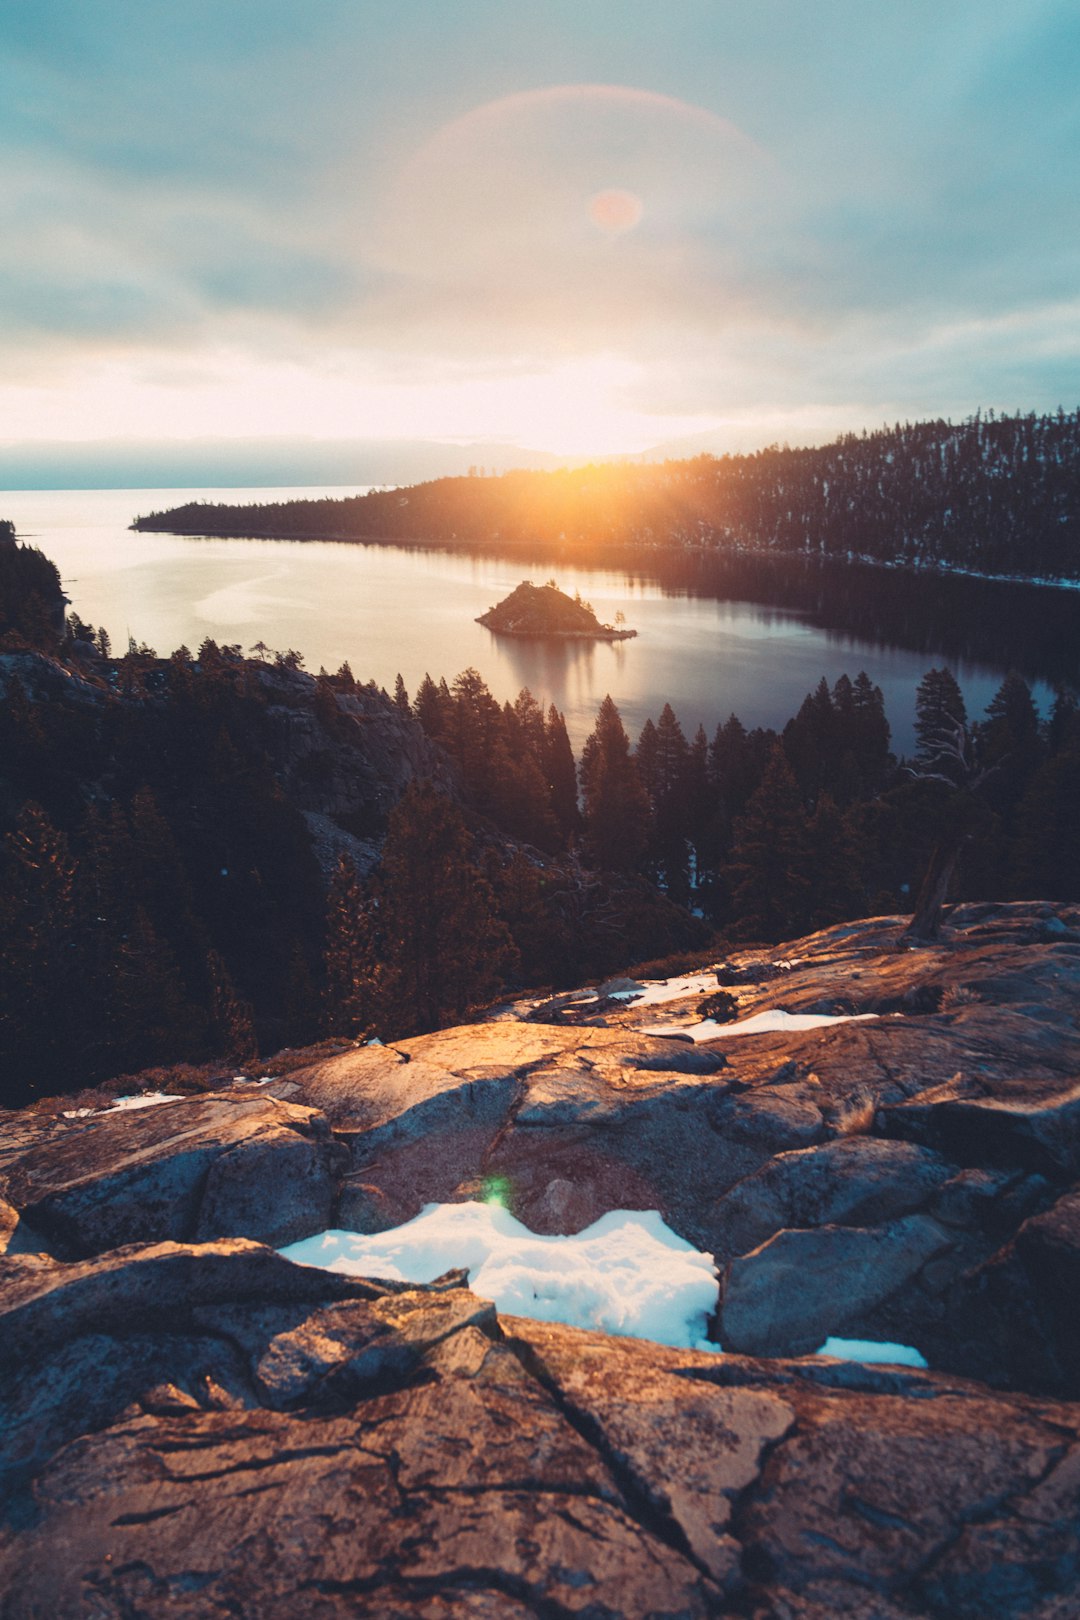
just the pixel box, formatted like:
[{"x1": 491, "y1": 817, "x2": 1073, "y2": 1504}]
[{"x1": 7, "y1": 485, "x2": 1074, "y2": 756}]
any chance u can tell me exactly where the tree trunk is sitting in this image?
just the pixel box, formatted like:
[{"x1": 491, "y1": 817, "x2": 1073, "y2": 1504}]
[{"x1": 901, "y1": 836, "x2": 961, "y2": 943}]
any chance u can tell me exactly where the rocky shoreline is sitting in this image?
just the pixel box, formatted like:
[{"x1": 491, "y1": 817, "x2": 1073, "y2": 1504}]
[
  {"x1": 476, "y1": 622, "x2": 638, "y2": 640},
  {"x1": 2, "y1": 900, "x2": 1079, "y2": 1614}
]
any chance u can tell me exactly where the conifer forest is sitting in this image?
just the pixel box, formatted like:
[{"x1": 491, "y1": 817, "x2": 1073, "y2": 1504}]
[{"x1": 2, "y1": 527, "x2": 1077, "y2": 1104}]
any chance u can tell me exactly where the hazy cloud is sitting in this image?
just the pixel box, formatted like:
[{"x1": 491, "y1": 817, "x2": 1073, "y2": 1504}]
[{"x1": 1, "y1": 0, "x2": 1076, "y2": 456}]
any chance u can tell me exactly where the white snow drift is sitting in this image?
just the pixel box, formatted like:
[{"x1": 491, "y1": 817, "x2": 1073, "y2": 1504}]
[
  {"x1": 638, "y1": 1007, "x2": 880, "y2": 1044},
  {"x1": 282, "y1": 1202, "x2": 720, "y2": 1349},
  {"x1": 283, "y1": 1201, "x2": 929, "y2": 1368}
]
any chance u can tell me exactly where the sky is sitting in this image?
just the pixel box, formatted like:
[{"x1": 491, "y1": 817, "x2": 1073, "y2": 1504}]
[{"x1": 1, "y1": 0, "x2": 1078, "y2": 482}]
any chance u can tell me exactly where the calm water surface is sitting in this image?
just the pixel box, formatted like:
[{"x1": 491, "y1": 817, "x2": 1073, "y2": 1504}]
[{"x1": 7, "y1": 486, "x2": 1059, "y2": 756}]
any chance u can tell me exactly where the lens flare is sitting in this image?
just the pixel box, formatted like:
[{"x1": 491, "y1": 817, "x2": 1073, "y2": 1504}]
[{"x1": 589, "y1": 188, "x2": 644, "y2": 235}]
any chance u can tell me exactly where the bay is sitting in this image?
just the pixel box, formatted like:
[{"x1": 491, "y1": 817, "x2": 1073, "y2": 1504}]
[{"x1": 7, "y1": 485, "x2": 1069, "y2": 756}]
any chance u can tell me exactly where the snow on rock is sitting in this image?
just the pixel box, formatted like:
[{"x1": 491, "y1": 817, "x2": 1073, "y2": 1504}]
[
  {"x1": 106, "y1": 1091, "x2": 186, "y2": 1111},
  {"x1": 62, "y1": 1091, "x2": 185, "y2": 1118},
  {"x1": 282, "y1": 1201, "x2": 720, "y2": 1350},
  {"x1": 611, "y1": 972, "x2": 723, "y2": 1006},
  {"x1": 816, "y1": 1337, "x2": 929, "y2": 1368},
  {"x1": 638, "y1": 1008, "x2": 880, "y2": 1044}
]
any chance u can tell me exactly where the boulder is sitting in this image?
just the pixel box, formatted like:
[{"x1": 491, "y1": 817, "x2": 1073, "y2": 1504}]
[
  {"x1": 706, "y1": 1136, "x2": 957, "y2": 1263},
  {"x1": 719, "y1": 1214, "x2": 954, "y2": 1356},
  {"x1": 946, "y1": 1188, "x2": 1080, "y2": 1395},
  {"x1": 710, "y1": 1087, "x2": 824, "y2": 1152},
  {"x1": 880, "y1": 1073, "x2": 1080, "y2": 1175},
  {"x1": 1, "y1": 1094, "x2": 346, "y2": 1257},
  {"x1": 732, "y1": 1367, "x2": 1075, "y2": 1617},
  {"x1": 293, "y1": 1023, "x2": 761, "y2": 1239},
  {"x1": 0, "y1": 1198, "x2": 17, "y2": 1255}
]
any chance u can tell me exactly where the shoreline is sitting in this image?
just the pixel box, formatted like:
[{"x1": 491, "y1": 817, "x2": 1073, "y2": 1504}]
[
  {"x1": 475, "y1": 619, "x2": 637, "y2": 641},
  {"x1": 128, "y1": 521, "x2": 1080, "y2": 596}
]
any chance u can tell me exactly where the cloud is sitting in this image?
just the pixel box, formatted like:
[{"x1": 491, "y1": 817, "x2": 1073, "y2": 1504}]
[{"x1": 0, "y1": 1, "x2": 1076, "y2": 453}]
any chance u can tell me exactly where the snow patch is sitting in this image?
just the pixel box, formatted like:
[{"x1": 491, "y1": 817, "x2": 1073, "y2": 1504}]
[
  {"x1": 105, "y1": 1091, "x2": 185, "y2": 1111},
  {"x1": 616, "y1": 972, "x2": 724, "y2": 1007},
  {"x1": 62, "y1": 1090, "x2": 184, "y2": 1119},
  {"x1": 638, "y1": 1008, "x2": 879, "y2": 1043},
  {"x1": 281, "y1": 1202, "x2": 719, "y2": 1350},
  {"x1": 816, "y1": 1337, "x2": 928, "y2": 1368}
]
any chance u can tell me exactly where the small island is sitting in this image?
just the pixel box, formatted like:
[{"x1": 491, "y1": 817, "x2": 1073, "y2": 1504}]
[{"x1": 477, "y1": 580, "x2": 637, "y2": 640}]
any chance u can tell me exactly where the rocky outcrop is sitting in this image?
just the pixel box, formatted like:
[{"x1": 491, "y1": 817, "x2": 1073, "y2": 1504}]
[
  {"x1": 0, "y1": 1094, "x2": 346, "y2": 1259},
  {"x1": 1, "y1": 1239, "x2": 1077, "y2": 1617},
  {"x1": 284, "y1": 902, "x2": 1080, "y2": 1392},
  {"x1": 5, "y1": 903, "x2": 1079, "y2": 1391},
  {"x1": 0, "y1": 651, "x2": 452, "y2": 882},
  {"x1": 248, "y1": 661, "x2": 452, "y2": 872},
  {"x1": 719, "y1": 1213, "x2": 954, "y2": 1356},
  {"x1": 4, "y1": 900, "x2": 1080, "y2": 1611}
]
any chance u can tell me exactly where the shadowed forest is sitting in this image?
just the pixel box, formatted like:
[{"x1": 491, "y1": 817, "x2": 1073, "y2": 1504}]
[{"x1": 2, "y1": 531, "x2": 1077, "y2": 1104}]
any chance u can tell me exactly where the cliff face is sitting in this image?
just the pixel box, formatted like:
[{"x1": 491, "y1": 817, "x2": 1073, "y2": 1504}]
[
  {"x1": 2, "y1": 900, "x2": 1079, "y2": 1614},
  {"x1": 0, "y1": 649, "x2": 450, "y2": 876}
]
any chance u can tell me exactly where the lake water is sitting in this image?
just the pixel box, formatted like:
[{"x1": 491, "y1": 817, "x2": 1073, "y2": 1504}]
[{"x1": 7, "y1": 485, "x2": 1069, "y2": 756}]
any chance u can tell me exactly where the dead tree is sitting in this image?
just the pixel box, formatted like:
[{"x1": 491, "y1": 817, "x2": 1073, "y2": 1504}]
[{"x1": 901, "y1": 718, "x2": 998, "y2": 944}]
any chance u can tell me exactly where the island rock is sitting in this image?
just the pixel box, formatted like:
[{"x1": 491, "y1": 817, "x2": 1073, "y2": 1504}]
[{"x1": 477, "y1": 580, "x2": 636, "y2": 639}]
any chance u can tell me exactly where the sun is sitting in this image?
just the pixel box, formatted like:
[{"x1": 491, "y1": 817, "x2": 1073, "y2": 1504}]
[{"x1": 414, "y1": 355, "x2": 718, "y2": 459}]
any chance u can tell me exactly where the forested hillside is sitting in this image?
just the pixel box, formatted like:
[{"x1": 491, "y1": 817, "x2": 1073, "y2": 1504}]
[
  {"x1": 3, "y1": 522, "x2": 1078, "y2": 1103},
  {"x1": 134, "y1": 409, "x2": 1080, "y2": 581},
  {"x1": 0, "y1": 527, "x2": 65, "y2": 648}
]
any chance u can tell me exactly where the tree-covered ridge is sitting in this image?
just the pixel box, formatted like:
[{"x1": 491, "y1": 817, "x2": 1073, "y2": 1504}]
[
  {"x1": 133, "y1": 409, "x2": 1080, "y2": 581},
  {"x1": 3, "y1": 638, "x2": 1078, "y2": 1104},
  {"x1": 0, "y1": 526, "x2": 65, "y2": 649},
  {"x1": 477, "y1": 580, "x2": 635, "y2": 639},
  {"x1": 3, "y1": 549, "x2": 1078, "y2": 1104}
]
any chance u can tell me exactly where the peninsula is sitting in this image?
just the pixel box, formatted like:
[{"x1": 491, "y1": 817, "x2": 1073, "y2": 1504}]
[{"x1": 477, "y1": 579, "x2": 636, "y2": 639}]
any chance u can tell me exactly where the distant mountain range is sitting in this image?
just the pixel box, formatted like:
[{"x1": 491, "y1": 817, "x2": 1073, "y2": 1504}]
[{"x1": 0, "y1": 437, "x2": 568, "y2": 492}]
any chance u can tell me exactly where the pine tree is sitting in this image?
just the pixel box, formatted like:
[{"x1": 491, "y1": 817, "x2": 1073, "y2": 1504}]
[
  {"x1": 806, "y1": 793, "x2": 863, "y2": 927},
  {"x1": 322, "y1": 854, "x2": 375, "y2": 1036},
  {"x1": 783, "y1": 677, "x2": 836, "y2": 802},
  {"x1": 108, "y1": 907, "x2": 199, "y2": 1073},
  {"x1": 0, "y1": 803, "x2": 81, "y2": 1101},
  {"x1": 724, "y1": 743, "x2": 814, "y2": 940},
  {"x1": 207, "y1": 950, "x2": 257, "y2": 1065},
  {"x1": 448, "y1": 667, "x2": 507, "y2": 815},
  {"x1": 914, "y1": 667, "x2": 968, "y2": 772},
  {"x1": 283, "y1": 941, "x2": 321, "y2": 1046},
  {"x1": 978, "y1": 671, "x2": 1044, "y2": 836},
  {"x1": 544, "y1": 706, "x2": 580, "y2": 841},
  {"x1": 635, "y1": 718, "x2": 661, "y2": 804},
  {"x1": 649, "y1": 704, "x2": 691, "y2": 904},
  {"x1": 393, "y1": 673, "x2": 410, "y2": 714},
  {"x1": 851, "y1": 671, "x2": 892, "y2": 794},
  {"x1": 413, "y1": 673, "x2": 447, "y2": 737},
  {"x1": 1013, "y1": 750, "x2": 1080, "y2": 900},
  {"x1": 1048, "y1": 688, "x2": 1080, "y2": 756},
  {"x1": 982, "y1": 671, "x2": 1040, "y2": 764},
  {"x1": 579, "y1": 696, "x2": 649, "y2": 871},
  {"x1": 372, "y1": 781, "x2": 517, "y2": 1034},
  {"x1": 684, "y1": 724, "x2": 712, "y2": 904}
]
